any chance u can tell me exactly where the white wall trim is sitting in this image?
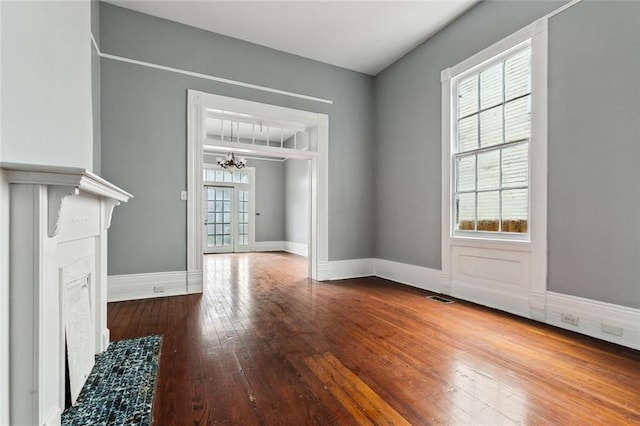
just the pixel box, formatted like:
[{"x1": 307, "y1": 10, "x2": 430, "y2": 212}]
[
  {"x1": 449, "y1": 277, "x2": 531, "y2": 317},
  {"x1": 106, "y1": 257, "x2": 640, "y2": 350},
  {"x1": 90, "y1": 32, "x2": 332, "y2": 105},
  {"x1": 202, "y1": 240, "x2": 308, "y2": 256},
  {"x1": 316, "y1": 259, "x2": 375, "y2": 281},
  {"x1": 315, "y1": 257, "x2": 639, "y2": 350},
  {"x1": 441, "y1": 17, "x2": 549, "y2": 322},
  {"x1": 188, "y1": 91, "x2": 329, "y2": 283},
  {"x1": 546, "y1": 292, "x2": 640, "y2": 350},
  {"x1": 547, "y1": 0, "x2": 583, "y2": 19},
  {"x1": 253, "y1": 241, "x2": 285, "y2": 252},
  {"x1": 284, "y1": 241, "x2": 308, "y2": 257},
  {"x1": 107, "y1": 271, "x2": 197, "y2": 302},
  {"x1": 187, "y1": 270, "x2": 203, "y2": 294},
  {"x1": 374, "y1": 259, "x2": 442, "y2": 294},
  {"x1": 528, "y1": 17, "x2": 549, "y2": 318},
  {"x1": 0, "y1": 171, "x2": 9, "y2": 426}
]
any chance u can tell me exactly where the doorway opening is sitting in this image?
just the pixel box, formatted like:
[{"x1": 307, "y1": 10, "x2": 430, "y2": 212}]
[
  {"x1": 202, "y1": 167, "x2": 255, "y2": 254},
  {"x1": 187, "y1": 90, "x2": 328, "y2": 289}
]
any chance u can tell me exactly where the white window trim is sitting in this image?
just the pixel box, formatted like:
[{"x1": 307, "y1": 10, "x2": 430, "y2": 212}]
[{"x1": 441, "y1": 17, "x2": 548, "y2": 318}]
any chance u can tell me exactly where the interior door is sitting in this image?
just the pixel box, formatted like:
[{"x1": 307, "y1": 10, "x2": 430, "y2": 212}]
[
  {"x1": 204, "y1": 186, "x2": 234, "y2": 253},
  {"x1": 236, "y1": 189, "x2": 250, "y2": 252},
  {"x1": 204, "y1": 184, "x2": 253, "y2": 253}
]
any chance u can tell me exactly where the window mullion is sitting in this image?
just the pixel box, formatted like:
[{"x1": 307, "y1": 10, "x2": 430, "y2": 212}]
[
  {"x1": 499, "y1": 148, "x2": 503, "y2": 233},
  {"x1": 499, "y1": 60, "x2": 506, "y2": 233},
  {"x1": 474, "y1": 154, "x2": 478, "y2": 231},
  {"x1": 475, "y1": 73, "x2": 480, "y2": 232}
]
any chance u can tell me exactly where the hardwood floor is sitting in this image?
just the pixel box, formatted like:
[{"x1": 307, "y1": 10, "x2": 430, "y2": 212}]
[{"x1": 108, "y1": 252, "x2": 640, "y2": 425}]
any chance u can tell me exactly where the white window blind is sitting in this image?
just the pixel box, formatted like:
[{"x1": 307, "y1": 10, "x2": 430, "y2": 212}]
[{"x1": 453, "y1": 45, "x2": 531, "y2": 234}]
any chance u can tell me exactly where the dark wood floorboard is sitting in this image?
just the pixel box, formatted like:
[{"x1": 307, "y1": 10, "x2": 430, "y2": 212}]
[{"x1": 108, "y1": 252, "x2": 640, "y2": 425}]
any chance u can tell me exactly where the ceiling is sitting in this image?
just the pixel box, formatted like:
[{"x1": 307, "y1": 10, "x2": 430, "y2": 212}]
[{"x1": 105, "y1": 1, "x2": 478, "y2": 76}]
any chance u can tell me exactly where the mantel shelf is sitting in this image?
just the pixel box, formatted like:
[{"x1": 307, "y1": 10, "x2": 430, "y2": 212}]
[
  {"x1": 2, "y1": 162, "x2": 133, "y2": 237},
  {"x1": 1, "y1": 162, "x2": 133, "y2": 202}
]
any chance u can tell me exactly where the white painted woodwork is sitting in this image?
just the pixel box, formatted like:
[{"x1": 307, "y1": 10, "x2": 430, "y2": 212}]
[
  {"x1": 283, "y1": 241, "x2": 308, "y2": 257},
  {"x1": 103, "y1": 1, "x2": 478, "y2": 75},
  {"x1": 313, "y1": 256, "x2": 639, "y2": 350},
  {"x1": 2, "y1": 163, "x2": 131, "y2": 426},
  {"x1": 0, "y1": 170, "x2": 10, "y2": 426},
  {"x1": 107, "y1": 270, "x2": 198, "y2": 302},
  {"x1": 440, "y1": 18, "x2": 549, "y2": 320},
  {"x1": 188, "y1": 90, "x2": 328, "y2": 282}
]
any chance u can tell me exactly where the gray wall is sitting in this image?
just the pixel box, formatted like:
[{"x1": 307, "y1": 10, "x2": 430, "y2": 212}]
[
  {"x1": 201, "y1": 156, "x2": 294, "y2": 243},
  {"x1": 547, "y1": 1, "x2": 640, "y2": 308},
  {"x1": 201, "y1": 156, "x2": 310, "y2": 244},
  {"x1": 285, "y1": 159, "x2": 309, "y2": 245},
  {"x1": 101, "y1": 2, "x2": 374, "y2": 274},
  {"x1": 374, "y1": 0, "x2": 639, "y2": 308},
  {"x1": 246, "y1": 158, "x2": 285, "y2": 242},
  {"x1": 374, "y1": 0, "x2": 562, "y2": 269}
]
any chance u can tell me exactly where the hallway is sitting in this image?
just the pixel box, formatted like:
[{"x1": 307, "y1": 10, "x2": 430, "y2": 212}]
[{"x1": 108, "y1": 252, "x2": 640, "y2": 424}]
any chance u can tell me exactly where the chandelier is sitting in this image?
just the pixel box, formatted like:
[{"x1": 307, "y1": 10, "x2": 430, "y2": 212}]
[{"x1": 217, "y1": 152, "x2": 247, "y2": 170}]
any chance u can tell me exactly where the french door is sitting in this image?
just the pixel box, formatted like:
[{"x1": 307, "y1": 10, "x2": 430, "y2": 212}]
[{"x1": 204, "y1": 185, "x2": 251, "y2": 253}]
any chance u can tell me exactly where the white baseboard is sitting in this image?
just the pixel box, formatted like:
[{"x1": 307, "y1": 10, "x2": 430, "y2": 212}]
[
  {"x1": 448, "y1": 278, "x2": 530, "y2": 318},
  {"x1": 108, "y1": 257, "x2": 640, "y2": 350},
  {"x1": 187, "y1": 270, "x2": 203, "y2": 294},
  {"x1": 318, "y1": 257, "x2": 640, "y2": 350},
  {"x1": 546, "y1": 292, "x2": 640, "y2": 350},
  {"x1": 284, "y1": 241, "x2": 308, "y2": 257},
  {"x1": 317, "y1": 259, "x2": 375, "y2": 281},
  {"x1": 208, "y1": 241, "x2": 307, "y2": 257},
  {"x1": 253, "y1": 241, "x2": 285, "y2": 252},
  {"x1": 108, "y1": 270, "x2": 203, "y2": 302},
  {"x1": 374, "y1": 259, "x2": 442, "y2": 294}
]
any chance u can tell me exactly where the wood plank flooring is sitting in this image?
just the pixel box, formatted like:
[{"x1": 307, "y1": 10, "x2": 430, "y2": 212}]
[{"x1": 107, "y1": 252, "x2": 640, "y2": 425}]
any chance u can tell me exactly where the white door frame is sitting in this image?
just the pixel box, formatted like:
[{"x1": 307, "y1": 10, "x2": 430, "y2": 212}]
[{"x1": 187, "y1": 90, "x2": 328, "y2": 284}]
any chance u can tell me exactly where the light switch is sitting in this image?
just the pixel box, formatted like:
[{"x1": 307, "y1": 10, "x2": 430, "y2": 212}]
[{"x1": 180, "y1": 190, "x2": 188, "y2": 201}]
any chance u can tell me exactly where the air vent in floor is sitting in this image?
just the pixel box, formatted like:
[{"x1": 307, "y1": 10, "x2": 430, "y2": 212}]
[{"x1": 426, "y1": 295, "x2": 454, "y2": 304}]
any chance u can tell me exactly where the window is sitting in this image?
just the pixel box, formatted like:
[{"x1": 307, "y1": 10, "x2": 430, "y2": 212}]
[
  {"x1": 203, "y1": 169, "x2": 249, "y2": 184},
  {"x1": 452, "y1": 43, "x2": 531, "y2": 236},
  {"x1": 441, "y1": 18, "x2": 548, "y2": 311}
]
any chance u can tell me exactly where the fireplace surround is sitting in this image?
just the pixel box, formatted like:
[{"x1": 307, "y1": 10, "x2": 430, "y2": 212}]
[{"x1": 3, "y1": 163, "x2": 131, "y2": 425}]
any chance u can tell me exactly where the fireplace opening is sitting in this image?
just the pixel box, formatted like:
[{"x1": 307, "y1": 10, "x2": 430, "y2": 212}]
[
  {"x1": 64, "y1": 339, "x2": 72, "y2": 409},
  {"x1": 62, "y1": 270, "x2": 95, "y2": 406}
]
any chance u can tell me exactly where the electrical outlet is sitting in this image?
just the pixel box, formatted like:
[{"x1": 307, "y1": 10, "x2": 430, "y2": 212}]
[
  {"x1": 601, "y1": 323, "x2": 623, "y2": 336},
  {"x1": 561, "y1": 313, "x2": 579, "y2": 326},
  {"x1": 153, "y1": 285, "x2": 165, "y2": 293}
]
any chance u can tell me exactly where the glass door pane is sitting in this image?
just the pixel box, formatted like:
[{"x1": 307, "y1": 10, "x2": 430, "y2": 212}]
[
  {"x1": 204, "y1": 186, "x2": 233, "y2": 253},
  {"x1": 237, "y1": 190, "x2": 249, "y2": 248}
]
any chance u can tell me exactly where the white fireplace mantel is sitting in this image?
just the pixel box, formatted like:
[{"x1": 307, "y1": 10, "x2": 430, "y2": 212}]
[{"x1": 2, "y1": 163, "x2": 132, "y2": 426}]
